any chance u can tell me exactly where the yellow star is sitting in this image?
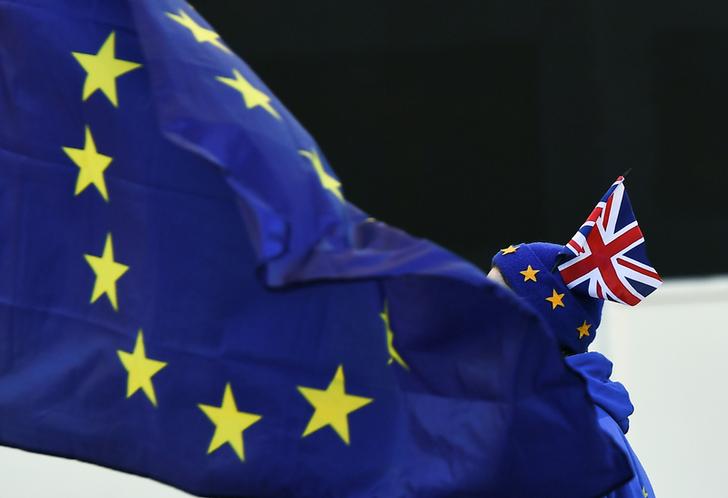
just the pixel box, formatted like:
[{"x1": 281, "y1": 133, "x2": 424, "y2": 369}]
[
  {"x1": 299, "y1": 149, "x2": 344, "y2": 202},
  {"x1": 519, "y1": 265, "x2": 540, "y2": 282},
  {"x1": 298, "y1": 365, "x2": 373, "y2": 445},
  {"x1": 380, "y1": 302, "x2": 409, "y2": 370},
  {"x1": 166, "y1": 9, "x2": 231, "y2": 53},
  {"x1": 117, "y1": 329, "x2": 167, "y2": 407},
  {"x1": 62, "y1": 126, "x2": 112, "y2": 202},
  {"x1": 216, "y1": 69, "x2": 281, "y2": 120},
  {"x1": 72, "y1": 32, "x2": 141, "y2": 107},
  {"x1": 545, "y1": 289, "x2": 565, "y2": 310},
  {"x1": 500, "y1": 245, "x2": 518, "y2": 255},
  {"x1": 84, "y1": 233, "x2": 129, "y2": 311},
  {"x1": 642, "y1": 487, "x2": 649, "y2": 498},
  {"x1": 198, "y1": 383, "x2": 262, "y2": 462},
  {"x1": 577, "y1": 320, "x2": 592, "y2": 339}
]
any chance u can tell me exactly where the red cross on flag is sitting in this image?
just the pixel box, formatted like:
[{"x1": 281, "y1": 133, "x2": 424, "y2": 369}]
[{"x1": 558, "y1": 176, "x2": 663, "y2": 306}]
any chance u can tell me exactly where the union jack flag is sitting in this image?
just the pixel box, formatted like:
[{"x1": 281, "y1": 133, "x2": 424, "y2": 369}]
[{"x1": 557, "y1": 176, "x2": 662, "y2": 306}]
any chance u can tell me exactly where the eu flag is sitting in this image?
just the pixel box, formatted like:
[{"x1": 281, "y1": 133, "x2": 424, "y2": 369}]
[{"x1": 0, "y1": 1, "x2": 632, "y2": 496}]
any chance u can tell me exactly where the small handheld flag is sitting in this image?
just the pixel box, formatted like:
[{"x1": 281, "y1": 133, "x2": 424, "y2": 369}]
[{"x1": 558, "y1": 176, "x2": 663, "y2": 305}]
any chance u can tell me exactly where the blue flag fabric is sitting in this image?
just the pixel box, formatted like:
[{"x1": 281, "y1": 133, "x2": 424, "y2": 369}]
[{"x1": 0, "y1": 0, "x2": 632, "y2": 496}]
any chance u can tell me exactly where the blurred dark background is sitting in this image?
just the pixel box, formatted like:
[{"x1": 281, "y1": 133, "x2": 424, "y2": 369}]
[{"x1": 195, "y1": 1, "x2": 728, "y2": 277}]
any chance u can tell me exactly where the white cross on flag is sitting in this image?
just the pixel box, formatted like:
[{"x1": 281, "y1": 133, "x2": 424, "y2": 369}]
[{"x1": 558, "y1": 176, "x2": 662, "y2": 306}]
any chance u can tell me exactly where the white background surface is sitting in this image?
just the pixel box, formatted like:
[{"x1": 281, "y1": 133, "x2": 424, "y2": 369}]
[
  {"x1": 592, "y1": 275, "x2": 728, "y2": 498},
  {"x1": 0, "y1": 276, "x2": 724, "y2": 497}
]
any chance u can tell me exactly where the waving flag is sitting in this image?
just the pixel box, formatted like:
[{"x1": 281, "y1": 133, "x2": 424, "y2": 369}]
[
  {"x1": 0, "y1": 0, "x2": 633, "y2": 496},
  {"x1": 558, "y1": 176, "x2": 662, "y2": 305}
]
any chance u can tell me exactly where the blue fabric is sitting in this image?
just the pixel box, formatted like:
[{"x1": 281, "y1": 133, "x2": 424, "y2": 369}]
[
  {"x1": 0, "y1": 0, "x2": 633, "y2": 496},
  {"x1": 568, "y1": 352, "x2": 634, "y2": 434},
  {"x1": 492, "y1": 242, "x2": 604, "y2": 353},
  {"x1": 568, "y1": 353, "x2": 656, "y2": 498}
]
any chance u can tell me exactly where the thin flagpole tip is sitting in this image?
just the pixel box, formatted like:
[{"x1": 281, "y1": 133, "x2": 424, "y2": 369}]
[{"x1": 621, "y1": 168, "x2": 633, "y2": 179}]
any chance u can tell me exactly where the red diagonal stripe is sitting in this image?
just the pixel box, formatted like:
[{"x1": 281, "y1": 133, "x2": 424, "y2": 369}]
[
  {"x1": 585, "y1": 205, "x2": 603, "y2": 225},
  {"x1": 568, "y1": 240, "x2": 583, "y2": 254},
  {"x1": 599, "y1": 224, "x2": 643, "y2": 258},
  {"x1": 598, "y1": 256, "x2": 641, "y2": 305},
  {"x1": 617, "y1": 257, "x2": 662, "y2": 281}
]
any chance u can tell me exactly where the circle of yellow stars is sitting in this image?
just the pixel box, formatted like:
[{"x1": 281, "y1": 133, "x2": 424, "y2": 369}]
[{"x1": 59, "y1": 11, "x2": 388, "y2": 465}]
